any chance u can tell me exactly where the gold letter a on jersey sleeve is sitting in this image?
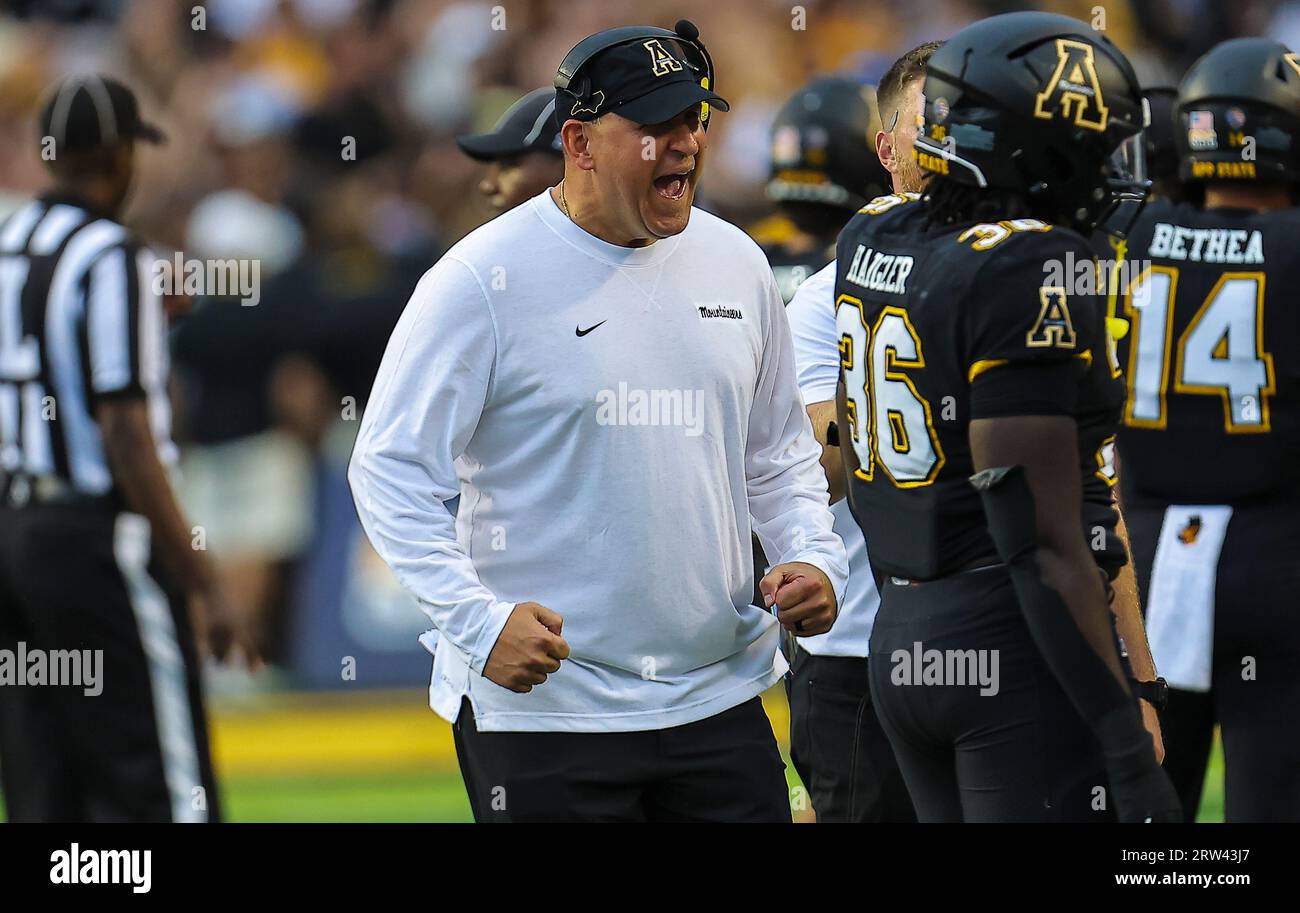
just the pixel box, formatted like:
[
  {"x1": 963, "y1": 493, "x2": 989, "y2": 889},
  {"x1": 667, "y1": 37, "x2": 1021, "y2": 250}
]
[
  {"x1": 1033, "y1": 39, "x2": 1109, "y2": 132},
  {"x1": 1027, "y1": 287, "x2": 1077, "y2": 349}
]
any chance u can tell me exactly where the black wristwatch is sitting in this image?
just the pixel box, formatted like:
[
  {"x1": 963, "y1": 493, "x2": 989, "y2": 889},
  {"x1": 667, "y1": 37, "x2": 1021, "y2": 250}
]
[{"x1": 1132, "y1": 676, "x2": 1169, "y2": 713}]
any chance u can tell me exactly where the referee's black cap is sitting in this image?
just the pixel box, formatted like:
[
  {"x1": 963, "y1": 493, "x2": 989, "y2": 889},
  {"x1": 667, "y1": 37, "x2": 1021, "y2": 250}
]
[
  {"x1": 39, "y1": 75, "x2": 166, "y2": 154},
  {"x1": 455, "y1": 88, "x2": 563, "y2": 162}
]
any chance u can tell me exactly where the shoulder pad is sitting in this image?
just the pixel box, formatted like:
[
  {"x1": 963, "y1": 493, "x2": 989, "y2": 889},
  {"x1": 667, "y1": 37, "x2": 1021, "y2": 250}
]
[
  {"x1": 857, "y1": 192, "x2": 921, "y2": 216},
  {"x1": 953, "y1": 218, "x2": 1057, "y2": 253}
]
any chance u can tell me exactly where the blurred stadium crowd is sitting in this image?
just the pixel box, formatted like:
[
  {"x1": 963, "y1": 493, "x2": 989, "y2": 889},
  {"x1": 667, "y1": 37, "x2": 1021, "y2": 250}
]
[{"x1": 1, "y1": 0, "x2": 1296, "y2": 688}]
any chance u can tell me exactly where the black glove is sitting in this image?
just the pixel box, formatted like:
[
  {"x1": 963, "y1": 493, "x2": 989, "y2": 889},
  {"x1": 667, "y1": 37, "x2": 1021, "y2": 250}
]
[{"x1": 1100, "y1": 708, "x2": 1184, "y2": 823}]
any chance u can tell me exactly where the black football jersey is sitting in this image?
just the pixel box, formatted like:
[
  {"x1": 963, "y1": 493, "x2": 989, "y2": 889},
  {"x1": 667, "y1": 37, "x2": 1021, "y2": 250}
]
[
  {"x1": 834, "y1": 193, "x2": 1123, "y2": 581},
  {"x1": 1115, "y1": 199, "x2": 1300, "y2": 506}
]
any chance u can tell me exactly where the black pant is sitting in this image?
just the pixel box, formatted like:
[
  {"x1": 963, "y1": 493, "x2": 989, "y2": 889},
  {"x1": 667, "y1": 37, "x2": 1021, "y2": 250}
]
[
  {"x1": 787, "y1": 650, "x2": 915, "y2": 822},
  {"x1": 0, "y1": 502, "x2": 219, "y2": 822},
  {"x1": 1127, "y1": 501, "x2": 1300, "y2": 823},
  {"x1": 868, "y1": 566, "x2": 1115, "y2": 822},
  {"x1": 452, "y1": 695, "x2": 791, "y2": 822}
]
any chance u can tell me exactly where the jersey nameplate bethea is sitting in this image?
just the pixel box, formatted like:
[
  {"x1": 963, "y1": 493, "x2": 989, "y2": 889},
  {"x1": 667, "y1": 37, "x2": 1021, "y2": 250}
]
[{"x1": 1147, "y1": 223, "x2": 1265, "y2": 264}]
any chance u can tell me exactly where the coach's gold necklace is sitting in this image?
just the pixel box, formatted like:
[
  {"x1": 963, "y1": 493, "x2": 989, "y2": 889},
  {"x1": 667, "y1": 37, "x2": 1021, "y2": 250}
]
[{"x1": 559, "y1": 180, "x2": 571, "y2": 218}]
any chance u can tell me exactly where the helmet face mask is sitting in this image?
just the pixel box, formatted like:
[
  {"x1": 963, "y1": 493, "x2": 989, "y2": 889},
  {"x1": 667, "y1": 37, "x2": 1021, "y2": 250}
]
[
  {"x1": 1096, "y1": 137, "x2": 1153, "y2": 239},
  {"x1": 911, "y1": 11, "x2": 1144, "y2": 232},
  {"x1": 1175, "y1": 38, "x2": 1300, "y2": 187}
]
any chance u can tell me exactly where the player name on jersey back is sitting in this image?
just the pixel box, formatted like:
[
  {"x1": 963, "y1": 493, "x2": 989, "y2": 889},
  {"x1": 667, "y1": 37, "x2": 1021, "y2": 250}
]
[
  {"x1": 1116, "y1": 198, "x2": 1300, "y2": 507},
  {"x1": 843, "y1": 244, "x2": 915, "y2": 295},
  {"x1": 1147, "y1": 222, "x2": 1264, "y2": 263}
]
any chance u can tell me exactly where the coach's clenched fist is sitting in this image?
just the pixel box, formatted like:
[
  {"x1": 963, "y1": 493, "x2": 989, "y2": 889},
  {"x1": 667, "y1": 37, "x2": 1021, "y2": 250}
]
[
  {"x1": 484, "y1": 602, "x2": 571, "y2": 692},
  {"x1": 760, "y1": 562, "x2": 838, "y2": 637}
]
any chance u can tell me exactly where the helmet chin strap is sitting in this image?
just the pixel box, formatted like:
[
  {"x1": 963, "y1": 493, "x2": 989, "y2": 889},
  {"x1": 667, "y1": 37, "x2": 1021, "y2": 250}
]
[{"x1": 913, "y1": 135, "x2": 989, "y2": 188}]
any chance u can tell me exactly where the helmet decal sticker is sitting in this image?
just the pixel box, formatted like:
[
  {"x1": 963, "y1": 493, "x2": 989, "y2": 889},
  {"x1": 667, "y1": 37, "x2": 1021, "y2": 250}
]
[{"x1": 1033, "y1": 39, "x2": 1110, "y2": 132}]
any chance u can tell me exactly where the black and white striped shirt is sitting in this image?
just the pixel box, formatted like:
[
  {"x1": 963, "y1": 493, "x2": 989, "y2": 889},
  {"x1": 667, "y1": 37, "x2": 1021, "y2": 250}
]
[{"x1": 0, "y1": 193, "x2": 175, "y2": 496}]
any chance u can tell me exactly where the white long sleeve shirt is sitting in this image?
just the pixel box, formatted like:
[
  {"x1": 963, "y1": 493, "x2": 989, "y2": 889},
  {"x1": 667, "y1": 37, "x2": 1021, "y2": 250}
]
[
  {"x1": 349, "y1": 190, "x2": 847, "y2": 732},
  {"x1": 785, "y1": 261, "x2": 880, "y2": 658}
]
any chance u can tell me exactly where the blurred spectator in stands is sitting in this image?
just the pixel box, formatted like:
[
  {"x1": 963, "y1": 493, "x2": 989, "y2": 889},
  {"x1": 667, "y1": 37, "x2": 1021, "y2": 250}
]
[{"x1": 172, "y1": 77, "x2": 312, "y2": 663}]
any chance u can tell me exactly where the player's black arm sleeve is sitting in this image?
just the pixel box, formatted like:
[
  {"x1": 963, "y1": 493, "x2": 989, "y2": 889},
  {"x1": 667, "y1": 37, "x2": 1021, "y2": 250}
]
[
  {"x1": 971, "y1": 414, "x2": 1126, "y2": 680},
  {"x1": 834, "y1": 377, "x2": 857, "y2": 490},
  {"x1": 969, "y1": 413, "x2": 1180, "y2": 822}
]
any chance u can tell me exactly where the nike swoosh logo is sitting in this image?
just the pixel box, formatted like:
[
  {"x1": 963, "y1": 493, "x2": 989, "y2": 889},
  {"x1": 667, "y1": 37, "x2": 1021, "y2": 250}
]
[{"x1": 575, "y1": 320, "x2": 607, "y2": 337}]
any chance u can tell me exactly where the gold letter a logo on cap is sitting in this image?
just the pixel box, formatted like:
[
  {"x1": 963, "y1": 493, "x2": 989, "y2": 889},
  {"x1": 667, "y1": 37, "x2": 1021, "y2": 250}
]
[{"x1": 644, "y1": 39, "x2": 684, "y2": 77}]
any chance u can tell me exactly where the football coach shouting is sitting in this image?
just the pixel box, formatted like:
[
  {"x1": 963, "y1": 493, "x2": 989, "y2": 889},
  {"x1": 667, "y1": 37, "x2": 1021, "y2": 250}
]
[{"x1": 349, "y1": 20, "x2": 846, "y2": 823}]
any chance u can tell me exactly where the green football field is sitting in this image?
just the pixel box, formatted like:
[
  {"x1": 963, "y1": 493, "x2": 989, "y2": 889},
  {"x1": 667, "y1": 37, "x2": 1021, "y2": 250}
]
[
  {"x1": 0, "y1": 748, "x2": 1228, "y2": 823},
  {"x1": 214, "y1": 746, "x2": 1226, "y2": 823},
  {"x1": 0, "y1": 687, "x2": 1227, "y2": 823}
]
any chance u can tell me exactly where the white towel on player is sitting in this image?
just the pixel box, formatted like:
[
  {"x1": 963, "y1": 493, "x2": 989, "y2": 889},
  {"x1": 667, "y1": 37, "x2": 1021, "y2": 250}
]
[{"x1": 1143, "y1": 504, "x2": 1233, "y2": 692}]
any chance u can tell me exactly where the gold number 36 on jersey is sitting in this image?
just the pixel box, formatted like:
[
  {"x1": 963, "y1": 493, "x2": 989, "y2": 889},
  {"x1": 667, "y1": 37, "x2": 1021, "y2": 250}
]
[{"x1": 837, "y1": 294, "x2": 946, "y2": 487}]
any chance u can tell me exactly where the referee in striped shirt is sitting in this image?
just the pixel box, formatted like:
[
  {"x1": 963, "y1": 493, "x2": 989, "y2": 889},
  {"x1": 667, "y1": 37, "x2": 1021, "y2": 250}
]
[{"x1": 0, "y1": 76, "x2": 254, "y2": 821}]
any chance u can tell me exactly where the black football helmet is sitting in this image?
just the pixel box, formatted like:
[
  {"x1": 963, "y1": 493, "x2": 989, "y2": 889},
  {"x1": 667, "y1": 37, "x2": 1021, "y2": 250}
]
[
  {"x1": 913, "y1": 11, "x2": 1144, "y2": 231},
  {"x1": 766, "y1": 77, "x2": 891, "y2": 212},
  {"x1": 1175, "y1": 38, "x2": 1300, "y2": 186}
]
